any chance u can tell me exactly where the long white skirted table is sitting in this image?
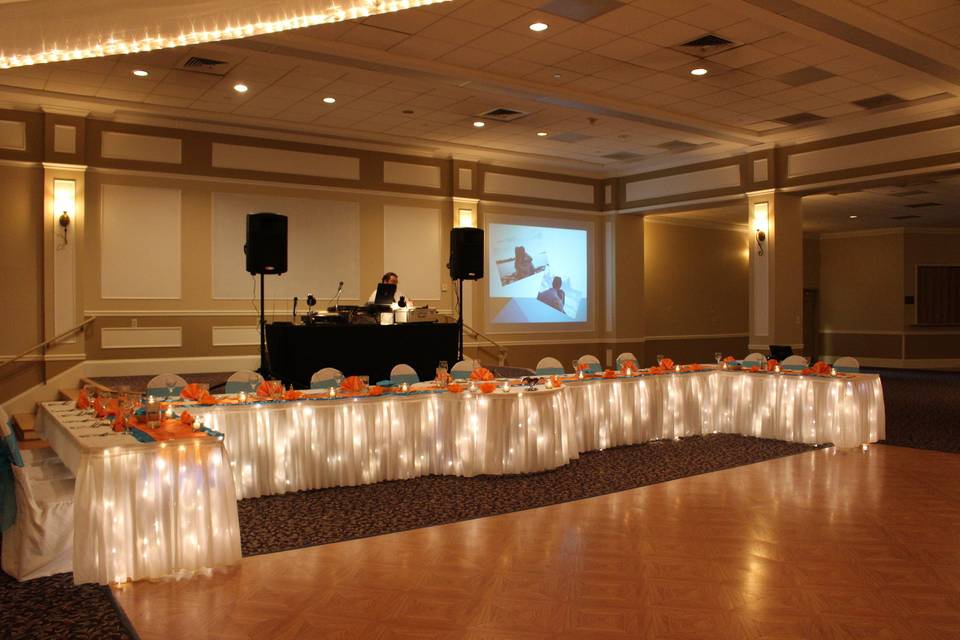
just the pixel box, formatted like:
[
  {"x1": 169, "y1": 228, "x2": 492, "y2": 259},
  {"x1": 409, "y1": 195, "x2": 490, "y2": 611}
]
[
  {"x1": 35, "y1": 368, "x2": 883, "y2": 584},
  {"x1": 35, "y1": 402, "x2": 242, "y2": 585}
]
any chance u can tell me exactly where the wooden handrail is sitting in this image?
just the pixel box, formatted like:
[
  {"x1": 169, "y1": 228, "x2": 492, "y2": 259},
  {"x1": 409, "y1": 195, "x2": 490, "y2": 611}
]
[
  {"x1": 462, "y1": 322, "x2": 508, "y2": 366},
  {"x1": 0, "y1": 316, "x2": 96, "y2": 370}
]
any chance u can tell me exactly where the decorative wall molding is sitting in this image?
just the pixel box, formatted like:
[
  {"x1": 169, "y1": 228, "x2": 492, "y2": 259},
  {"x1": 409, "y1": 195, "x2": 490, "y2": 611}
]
[
  {"x1": 0, "y1": 119, "x2": 26, "y2": 151},
  {"x1": 211, "y1": 326, "x2": 260, "y2": 347},
  {"x1": 211, "y1": 142, "x2": 360, "y2": 180},
  {"x1": 483, "y1": 171, "x2": 596, "y2": 205},
  {"x1": 625, "y1": 163, "x2": 741, "y2": 203},
  {"x1": 101, "y1": 131, "x2": 182, "y2": 164},
  {"x1": 101, "y1": 326, "x2": 183, "y2": 349},
  {"x1": 383, "y1": 160, "x2": 442, "y2": 189}
]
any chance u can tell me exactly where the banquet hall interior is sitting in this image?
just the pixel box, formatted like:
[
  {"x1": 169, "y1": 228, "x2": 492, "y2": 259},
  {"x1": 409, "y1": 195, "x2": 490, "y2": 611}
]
[{"x1": 1, "y1": 0, "x2": 959, "y2": 637}]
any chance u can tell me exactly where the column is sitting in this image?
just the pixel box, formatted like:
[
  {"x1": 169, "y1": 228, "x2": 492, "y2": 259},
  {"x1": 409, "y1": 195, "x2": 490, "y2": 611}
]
[{"x1": 748, "y1": 190, "x2": 803, "y2": 354}]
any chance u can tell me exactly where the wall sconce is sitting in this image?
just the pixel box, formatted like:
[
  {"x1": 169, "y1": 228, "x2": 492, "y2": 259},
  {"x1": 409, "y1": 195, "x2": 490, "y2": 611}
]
[
  {"x1": 53, "y1": 178, "x2": 76, "y2": 247},
  {"x1": 753, "y1": 202, "x2": 768, "y2": 256},
  {"x1": 455, "y1": 207, "x2": 475, "y2": 228}
]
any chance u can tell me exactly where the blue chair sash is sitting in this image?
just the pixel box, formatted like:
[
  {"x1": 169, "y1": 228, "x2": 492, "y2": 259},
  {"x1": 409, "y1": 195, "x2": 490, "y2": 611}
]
[
  {"x1": 1, "y1": 425, "x2": 23, "y2": 532},
  {"x1": 741, "y1": 360, "x2": 762, "y2": 368},
  {"x1": 451, "y1": 370, "x2": 471, "y2": 380},
  {"x1": 535, "y1": 367, "x2": 565, "y2": 376},
  {"x1": 146, "y1": 386, "x2": 184, "y2": 398},
  {"x1": 584, "y1": 363, "x2": 602, "y2": 373},
  {"x1": 310, "y1": 378, "x2": 342, "y2": 390},
  {"x1": 835, "y1": 366, "x2": 859, "y2": 373},
  {"x1": 390, "y1": 373, "x2": 420, "y2": 384},
  {"x1": 782, "y1": 364, "x2": 805, "y2": 371}
]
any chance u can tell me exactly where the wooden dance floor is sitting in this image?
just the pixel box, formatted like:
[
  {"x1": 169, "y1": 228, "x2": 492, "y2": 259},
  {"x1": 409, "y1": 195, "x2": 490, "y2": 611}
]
[{"x1": 113, "y1": 445, "x2": 960, "y2": 639}]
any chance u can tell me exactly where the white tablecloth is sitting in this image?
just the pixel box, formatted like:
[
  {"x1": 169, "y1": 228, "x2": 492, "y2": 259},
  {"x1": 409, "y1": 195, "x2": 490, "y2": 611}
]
[
  {"x1": 34, "y1": 369, "x2": 884, "y2": 584},
  {"x1": 36, "y1": 402, "x2": 242, "y2": 585}
]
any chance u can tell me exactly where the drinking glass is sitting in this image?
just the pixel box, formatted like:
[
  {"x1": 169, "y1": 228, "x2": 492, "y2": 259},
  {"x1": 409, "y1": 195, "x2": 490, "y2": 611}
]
[
  {"x1": 714, "y1": 352, "x2": 722, "y2": 365},
  {"x1": 166, "y1": 379, "x2": 177, "y2": 400},
  {"x1": 656, "y1": 354, "x2": 664, "y2": 367},
  {"x1": 571, "y1": 359, "x2": 579, "y2": 374},
  {"x1": 359, "y1": 375, "x2": 370, "y2": 393}
]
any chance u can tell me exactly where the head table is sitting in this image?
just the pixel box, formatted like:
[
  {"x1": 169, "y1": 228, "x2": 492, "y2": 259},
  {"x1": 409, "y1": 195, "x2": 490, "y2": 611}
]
[{"x1": 35, "y1": 366, "x2": 884, "y2": 584}]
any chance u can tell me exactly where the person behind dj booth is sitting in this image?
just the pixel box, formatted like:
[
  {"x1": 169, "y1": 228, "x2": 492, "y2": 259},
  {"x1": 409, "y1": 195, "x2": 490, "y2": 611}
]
[{"x1": 367, "y1": 271, "x2": 414, "y2": 308}]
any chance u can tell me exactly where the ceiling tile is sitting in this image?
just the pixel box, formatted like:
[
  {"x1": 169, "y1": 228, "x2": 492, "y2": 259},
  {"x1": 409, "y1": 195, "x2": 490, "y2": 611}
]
[
  {"x1": 714, "y1": 19, "x2": 783, "y2": 44},
  {"x1": 586, "y1": 5, "x2": 665, "y2": 34},
  {"x1": 337, "y1": 24, "x2": 409, "y2": 50},
  {"x1": 635, "y1": 48, "x2": 699, "y2": 71},
  {"x1": 416, "y1": 16, "x2": 494, "y2": 44},
  {"x1": 555, "y1": 52, "x2": 620, "y2": 75},
  {"x1": 449, "y1": 0, "x2": 531, "y2": 27},
  {"x1": 539, "y1": 0, "x2": 625, "y2": 22},
  {"x1": 676, "y1": 4, "x2": 746, "y2": 30},
  {"x1": 593, "y1": 62, "x2": 657, "y2": 83},
  {"x1": 634, "y1": 19, "x2": 705, "y2": 47},
  {"x1": 547, "y1": 23, "x2": 618, "y2": 50},
  {"x1": 482, "y1": 57, "x2": 544, "y2": 78},
  {"x1": 388, "y1": 35, "x2": 461, "y2": 60},
  {"x1": 437, "y1": 46, "x2": 503, "y2": 69},
  {"x1": 361, "y1": 8, "x2": 441, "y2": 34},
  {"x1": 592, "y1": 37, "x2": 658, "y2": 62},
  {"x1": 514, "y1": 40, "x2": 577, "y2": 65},
  {"x1": 706, "y1": 44, "x2": 775, "y2": 69},
  {"x1": 468, "y1": 29, "x2": 539, "y2": 55}
]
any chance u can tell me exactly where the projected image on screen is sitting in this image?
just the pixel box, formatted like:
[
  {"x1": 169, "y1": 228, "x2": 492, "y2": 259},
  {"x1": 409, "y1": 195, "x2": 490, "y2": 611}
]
[{"x1": 488, "y1": 223, "x2": 588, "y2": 324}]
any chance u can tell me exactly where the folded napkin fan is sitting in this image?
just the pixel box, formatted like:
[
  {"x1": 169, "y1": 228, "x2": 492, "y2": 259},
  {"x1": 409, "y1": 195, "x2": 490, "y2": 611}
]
[
  {"x1": 340, "y1": 376, "x2": 365, "y2": 392},
  {"x1": 257, "y1": 380, "x2": 284, "y2": 398},
  {"x1": 660, "y1": 358, "x2": 675, "y2": 370},
  {"x1": 469, "y1": 367, "x2": 494, "y2": 382},
  {"x1": 76, "y1": 389, "x2": 91, "y2": 410},
  {"x1": 180, "y1": 383, "x2": 207, "y2": 401}
]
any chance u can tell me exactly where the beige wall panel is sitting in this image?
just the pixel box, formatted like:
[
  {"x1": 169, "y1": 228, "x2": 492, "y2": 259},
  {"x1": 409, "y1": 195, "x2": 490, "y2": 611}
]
[
  {"x1": 85, "y1": 316, "x2": 258, "y2": 361},
  {"x1": 643, "y1": 220, "x2": 749, "y2": 337},
  {"x1": 383, "y1": 205, "x2": 442, "y2": 302},
  {"x1": 0, "y1": 119, "x2": 26, "y2": 150},
  {"x1": 819, "y1": 233, "x2": 903, "y2": 332},
  {"x1": 383, "y1": 161, "x2": 441, "y2": 189},
  {"x1": 645, "y1": 336, "x2": 749, "y2": 365},
  {"x1": 484, "y1": 172, "x2": 595, "y2": 204},
  {"x1": 101, "y1": 131, "x2": 182, "y2": 164},
  {"x1": 211, "y1": 325, "x2": 260, "y2": 347},
  {"x1": 211, "y1": 143, "x2": 359, "y2": 180},
  {"x1": 803, "y1": 237, "x2": 820, "y2": 290},
  {"x1": 625, "y1": 165, "x2": 740, "y2": 202},
  {"x1": 614, "y1": 215, "x2": 644, "y2": 338},
  {"x1": 788, "y1": 125, "x2": 960, "y2": 178},
  {"x1": 100, "y1": 184, "x2": 182, "y2": 299},
  {"x1": 905, "y1": 333, "x2": 960, "y2": 359},
  {"x1": 0, "y1": 165, "x2": 42, "y2": 354},
  {"x1": 819, "y1": 332, "x2": 901, "y2": 359},
  {"x1": 53, "y1": 125, "x2": 76, "y2": 154},
  {"x1": 101, "y1": 326, "x2": 182, "y2": 349}
]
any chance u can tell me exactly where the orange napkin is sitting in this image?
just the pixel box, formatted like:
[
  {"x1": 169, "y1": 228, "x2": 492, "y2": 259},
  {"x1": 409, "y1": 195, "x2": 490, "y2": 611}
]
[
  {"x1": 469, "y1": 367, "x2": 494, "y2": 381},
  {"x1": 93, "y1": 397, "x2": 107, "y2": 418},
  {"x1": 256, "y1": 381, "x2": 283, "y2": 398},
  {"x1": 649, "y1": 366, "x2": 665, "y2": 375},
  {"x1": 198, "y1": 391, "x2": 218, "y2": 405},
  {"x1": 683, "y1": 363, "x2": 703, "y2": 372},
  {"x1": 179, "y1": 410, "x2": 195, "y2": 426},
  {"x1": 766, "y1": 359, "x2": 779, "y2": 372},
  {"x1": 180, "y1": 383, "x2": 205, "y2": 401},
  {"x1": 479, "y1": 382, "x2": 496, "y2": 394},
  {"x1": 811, "y1": 361, "x2": 831, "y2": 375},
  {"x1": 76, "y1": 389, "x2": 90, "y2": 410},
  {"x1": 619, "y1": 360, "x2": 637, "y2": 375},
  {"x1": 447, "y1": 383, "x2": 464, "y2": 393},
  {"x1": 551, "y1": 375, "x2": 563, "y2": 387},
  {"x1": 112, "y1": 413, "x2": 127, "y2": 432},
  {"x1": 368, "y1": 386, "x2": 384, "y2": 397},
  {"x1": 723, "y1": 355, "x2": 736, "y2": 363},
  {"x1": 602, "y1": 369, "x2": 617, "y2": 379},
  {"x1": 340, "y1": 376, "x2": 364, "y2": 392},
  {"x1": 576, "y1": 362, "x2": 591, "y2": 372},
  {"x1": 660, "y1": 358, "x2": 675, "y2": 370},
  {"x1": 749, "y1": 365, "x2": 760, "y2": 372},
  {"x1": 283, "y1": 389, "x2": 304, "y2": 401}
]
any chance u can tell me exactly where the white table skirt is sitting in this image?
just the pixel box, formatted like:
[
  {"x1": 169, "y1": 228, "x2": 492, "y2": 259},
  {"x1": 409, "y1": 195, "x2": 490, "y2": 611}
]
[
  {"x1": 36, "y1": 403, "x2": 242, "y2": 585},
  {"x1": 191, "y1": 370, "x2": 884, "y2": 500}
]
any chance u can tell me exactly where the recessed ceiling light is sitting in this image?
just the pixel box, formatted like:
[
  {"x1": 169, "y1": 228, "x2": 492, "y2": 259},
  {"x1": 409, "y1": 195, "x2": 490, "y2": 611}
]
[
  {"x1": 552, "y1": 73, "x2": 562, "y2": 79},
  {"x1": 529, "y1": 22, "x2": 549, "y2": 32},
  {"x1": 849, "y1": 215, "x2": 858, "y2": 219},
  {"x1": 322, "y1": 96, "x2": 336, "y2": 104},
  {"x1": 537, "y1": 131, "x2": 548, "y2": 137},
  {"x1": 473, "y1": 121, "x2": 485, "y2": 128},
  {"x1": 690, "y1": 67, "x2": 708, "y2": 76},
  {"x1": 233, "y1": 83, "x2": 249, "y2": 93},
  {"x1": 132, "y1": 69, "x2": 149, "y2": 77}
]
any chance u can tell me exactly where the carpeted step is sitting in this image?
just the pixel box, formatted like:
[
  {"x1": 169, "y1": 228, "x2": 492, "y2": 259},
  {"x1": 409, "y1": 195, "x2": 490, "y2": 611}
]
[{"x1": 12, "y1": 412, "x2": 40, "y2": 442}]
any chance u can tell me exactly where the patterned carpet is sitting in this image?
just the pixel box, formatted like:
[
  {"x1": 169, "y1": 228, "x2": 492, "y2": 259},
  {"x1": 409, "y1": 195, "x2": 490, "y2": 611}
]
[
  {"x1": 1, "y1": 434, "x2": 815, "y2": 639},
  {"x1": 875, "y1": 368, "x2": 960, "y2": 453}
]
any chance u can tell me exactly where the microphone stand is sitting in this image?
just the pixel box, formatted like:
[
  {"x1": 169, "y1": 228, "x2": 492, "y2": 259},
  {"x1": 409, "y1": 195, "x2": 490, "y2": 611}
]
[{"x1": 334, "y1": 281, "x2": 344, "y2": 310}]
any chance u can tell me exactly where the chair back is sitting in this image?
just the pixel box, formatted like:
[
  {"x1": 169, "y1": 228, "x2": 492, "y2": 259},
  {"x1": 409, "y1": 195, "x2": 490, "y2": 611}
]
[
  {"x1": 577, "y1": 355, "x2": 602, "y2": 373},
  {"x1": 781, "y1": 355, "x2": 807, "y2": 371},
  {"x1": 145, "y1": 373, "x2": 188, "y2": 398},
  {"x1": 742, "y1": 352, "x2": 766, "y2": 367},
  {"x1": 833, "y1": 356, "x2": 860, "y2": 373},
  {"x1": 310, "y1": 367, "x2": 344, "y2": 389},
  {"x1": 535, "y1": 357, "x2": 565, "y2": 376},
  {"x1": 451, "y1": 359, "x2": 475, "y2": 380},
  {"x1": 225, "y1": 370, "x2": 264, "y2": 394},
  {"x1": 616, "y1": 352, "x2": 638, "y2": 369},
  {"x1": 390, "y1": 364, "x2": 420, "y2": 384}
]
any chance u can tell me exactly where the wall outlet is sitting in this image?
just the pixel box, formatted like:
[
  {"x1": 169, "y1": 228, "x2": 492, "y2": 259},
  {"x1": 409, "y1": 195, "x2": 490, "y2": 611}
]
[
  {"x1": 131, "y1": 318, "x2": 138, "y2": 328},
  {"x1": 441, "y1": 283, "x2": 448, "y2": 292}
]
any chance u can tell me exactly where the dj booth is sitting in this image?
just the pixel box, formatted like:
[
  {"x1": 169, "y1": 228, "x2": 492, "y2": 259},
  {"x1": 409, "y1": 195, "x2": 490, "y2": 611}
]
[{"x1": 266, "y1": 320, "x2": 459, "y2": 387}]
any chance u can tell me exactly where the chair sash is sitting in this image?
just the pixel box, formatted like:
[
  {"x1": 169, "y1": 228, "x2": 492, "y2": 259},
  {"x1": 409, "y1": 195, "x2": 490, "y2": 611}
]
[
  {"x1": 835, "y1": 366, "x2": 859, "y2": 373},
  {"x1": 782, "y1": 364, "x2": 805, "y2": 371},
  {"x1": 146, "y1": 386, "x2": 184, "y2": 398},
  {"x1": 451, "y1": 370, "x2": 471, "y2": 380},
  {"x1": 1, "y1": 426, "x2": 23, "y2": 532},
  {"x1": 310, "y1": 378, "x2": 342, "y2": 389},
  {"x1": 390, "y1": 373, "x2": 420, "y2": 384},
  {"x1": 535, "y1": 367, "x2": 565, "y2": 376}
]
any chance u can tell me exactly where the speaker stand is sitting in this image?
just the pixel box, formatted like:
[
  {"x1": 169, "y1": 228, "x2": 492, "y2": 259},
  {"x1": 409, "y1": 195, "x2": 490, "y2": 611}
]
[
  {"x1": 257, "y1": 273, "x2": 272, "y2": 379},
  {"x1": 457, "y1": 278, "x2": 464, "y2": 362}
]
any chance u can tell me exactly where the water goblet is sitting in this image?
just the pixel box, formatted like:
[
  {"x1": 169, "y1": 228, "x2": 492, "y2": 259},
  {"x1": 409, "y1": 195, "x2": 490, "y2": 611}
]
[
  {"x1": 714, "y1": 352, "x2": 722, "y2": 365},
  {"x1": 656, "y1": 354, "x2": 664, "y2": 367}
]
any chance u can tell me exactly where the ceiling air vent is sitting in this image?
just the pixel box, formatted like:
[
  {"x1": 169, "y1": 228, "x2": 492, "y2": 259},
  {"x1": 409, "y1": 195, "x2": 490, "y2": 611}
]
[
  {"x1": 677, "y1": 34, "x2": 738, "y2": 56},
  {"x1": 550, "y1": 132, "x2": 594, "y2": 143},
  {"x1": 603, "y1": 151, "x2": 643, "y2": 161},
  {"x1": 476, "y1": 107, "x2": 529, "y2": 122},
  {"x1": 773, "y1": 112, "x2": 827, "y2": 126},
  {"x1": 852, "y1": 93, "x2": 907, "y2": 109},
  {"x1": 906, "y1": 202, "x2": 941, "y2": 208},
  {"x1": 890, "y1": 214, "x2": 921, "y2": 220},
  {"x1": 540, "y1": 0, "x2": 624, "y2": 22},
  {"x1": 657, "y1": 140, "x2": 700, "y2": 153},
  {"x1": 176, "y1": 55, "x2": 236, "y2": 76},
  {"x1": 777, "y1": 66, "x2": 834, "y2": 87}
]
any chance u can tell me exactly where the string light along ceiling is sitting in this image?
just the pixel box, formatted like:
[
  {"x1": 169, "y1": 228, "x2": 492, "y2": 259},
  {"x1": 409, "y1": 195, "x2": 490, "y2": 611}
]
[{"x1": 0, "y1": 0, "x2": 453, "y2": 69}]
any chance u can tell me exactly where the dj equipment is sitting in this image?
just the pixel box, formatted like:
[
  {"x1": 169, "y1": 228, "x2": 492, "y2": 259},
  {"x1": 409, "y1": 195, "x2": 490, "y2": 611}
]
[
  {"x1": 448, "y1": 227, "x2": 484, "y2": 280},
  {"x1": 244, "y1": 212, "x2": 288, "y2": 275}
]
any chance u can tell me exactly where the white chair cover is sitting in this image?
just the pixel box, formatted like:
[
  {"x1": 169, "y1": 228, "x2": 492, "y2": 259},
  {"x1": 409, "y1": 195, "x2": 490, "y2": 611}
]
[
  {"x1": 1, "y1": 409, "x2": 20, "y2": 532},
  {"x1": 833, "y1": 356, "x2": 860, "y2": 372},
  {"x1": 390, "y1": 364, "x2": 419, "y2": 384},
  {"x1": 450, "y1": 360, "x2": 475, "y2": 380},
  {"x1": 225, "y1": 370, "x2": 264, "y2": 394},
  {"x1": 782, "y1": 355, "x2": 807, "y2": 370},
  {"x1": 310, "y1": 367, "x2": 344, "y2": 389},
  {"x1": 1, "y1": 463, "x2": 75, "y2": 581},
  {"x1": 577, "y1": 354, "x2": 602, "y2": 373},
  {"x1": 616, "y1": 352, "x2": 638, "y2": 369},
  {"x1": 145, "y1": 373, "x2": 188, "y2": 397},
  {"x1": 743, "y1": 352, "x2": 766, "y2": 367},
  {"x1": 535, "y1": 357, "x2": 565, "y2": 376}
]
